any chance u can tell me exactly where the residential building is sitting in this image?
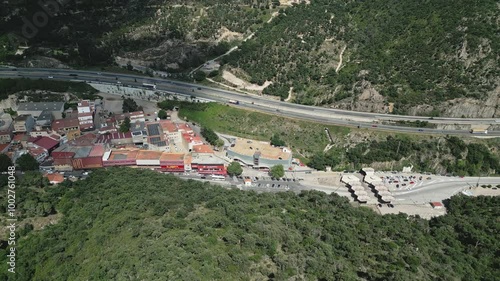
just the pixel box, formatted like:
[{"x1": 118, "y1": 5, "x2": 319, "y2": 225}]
[
  {"x1": 13, "y1": 114, "x2": 35, "y2": 133},
  {"x1": 145, "y1": 122, "x2": 168, "y2": 151},
  {"x1": 52, "y1": 118, "x2": 80, "y2": 134},
  {"x1": 45, "y1": 173, "x2": 64, "y2": 185},
  {"x1": 159, "y1": 120, "x2": 181, "y2": 143},
  {"x1": 35, "y1": 110, "x2": 54, "y2": 128},
  {"x1": 0, "y1": 113, "x2": 14, "y2": 144}
]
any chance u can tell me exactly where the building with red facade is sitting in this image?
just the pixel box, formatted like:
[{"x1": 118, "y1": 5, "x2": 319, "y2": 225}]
[
  {"x1": 159, "y1": 153, "x2": 185, "y2": 172},
  {"x1": 191, "y1": 154, "x2": 226, "y2": 175}
]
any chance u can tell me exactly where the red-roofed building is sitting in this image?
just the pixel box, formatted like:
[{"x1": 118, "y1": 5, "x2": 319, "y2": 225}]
[
  {"x1": 177, "y1": 123, "x2": 194, "y2": 135},
  {"x1": 45, "y1": 173, "x2": 64, "y2": 185},
  {"x1": 32, "y1": 136, "x2": 60, "y2": 153},
  {"x1": 96, "y1": 132, "x2": 133, "y2": 145},
  {"x1": 193, "y1": 144, "x2": 214, "y2": 154},
  {"x1": 52, "y1": 118, "x2": 80, "y2": 133},
  {"x1": 0, "y1": 143, "x2": 9, "y2": 153},
  {"x1": 72, "y1": 144, "x2": 105, "y2": 170},
  {"x1": 159, "y1": 120, "x2": 181, "y2": 142},
  {"x1": 431, "y1": 202, "x2": 444, "y2": 209}
]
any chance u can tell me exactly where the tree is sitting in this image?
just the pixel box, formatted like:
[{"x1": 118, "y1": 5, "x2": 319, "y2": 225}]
[
  {"x1": 227, "y1": 162, "x2": 243, "y2": 177},
  {"x1": 158, "y1": 109, "x2": 168, "y2": 120},
  {"x1": 16, "y1": 153, "x2": 39, "y2": 171},
  {"x1": 0, "y1": 154, "x2": 13, "y2": 172},
  {"x1": 126, "y1": 61, "x2": 134, "y2": 71},
  {"x1": 193, "y1": 71, "x2": 206, "y2": 82},
  {"x1": 270, "y1": 134, "x2": 286, "y2": 147},
  {"x1": 119, "y1": 117, "x2": 131, "y2": 132},
  {"x1": 270, "y1": 164, "x2": 284, "y2": 179},
  {"x1": 201, "y1": 127, "x2": 220, "y2": 146},
  {"x1": 122, "y1": 98, "x2": 138, "y2": 113}
]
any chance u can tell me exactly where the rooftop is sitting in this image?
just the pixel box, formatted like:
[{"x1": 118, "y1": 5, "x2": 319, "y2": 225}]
[
  {"x1": 88, "y1": 145, "x2": 106, "y2": 157},
  {"x1": 54, "y1": 144, "x2": 92, "y2": 158},
  {"x1": 229, "y1": 138, "x2": 292, "y2": 161},
  {"x1": 37, "y1": 110, "x2": 53, "y2": 121},
  {"x1": 160, "y1": 153, "x2": 185, "y2": 161},
  {"x1": 14, "y1": 114, "x2": 32, "y2": 122},
  {"x1": 191, "y1": 154, "x2": 225, "y2": 165},
  {"x1": 177, "y1": 123, "x2": 193, "y2": 132},
  {"x1": 46, "y1": 173, "x2": 64, "y2": 184},
  {"x1": 52, "y1": 118, "x2": 79, "y2": 131},
  {"x1": 159, "y1": 120, "x2": 178, "y2": 133},
  {"x1": 193, "y1": 144, "x2": 214, "y2": 154},
  {"x1": 32, "y1": 136, "x2": 59, "y2": 150},
  {"x1": 107, "y1": 150, "x2": 139, "y2": 161},
  {"x1": 136, "y1": 150, "x2": 163, "y2": 160},
  {"x1": 17, "y1": 102, "x2": 65, "y2": 112},
  {"x1": 146, "y1": 123, "x2": 162, "y2": 136}
]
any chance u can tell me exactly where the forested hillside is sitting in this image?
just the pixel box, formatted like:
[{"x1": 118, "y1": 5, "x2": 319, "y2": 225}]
[
  {"x1": 224, "y1": 0, "x2": 499, "y2": 116},
  {"x1": 1, "y1": 0, "x2": 498, "y2": 116},
  {"x1": 1, "y1": 168, "x2": 498, "y2": 280}
]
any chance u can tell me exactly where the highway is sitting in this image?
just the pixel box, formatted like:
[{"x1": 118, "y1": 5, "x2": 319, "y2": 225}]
[{"x1": 1, "y1": 67, "x2": 499, "y2": 137}]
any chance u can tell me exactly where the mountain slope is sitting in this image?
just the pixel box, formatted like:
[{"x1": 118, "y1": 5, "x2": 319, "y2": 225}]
[
  {"x1": 223, "y1": 0, "x2": 499, "y2": 116},
  {"x1": 3, "y1": 168, "x2": 499, "y2": 280}
]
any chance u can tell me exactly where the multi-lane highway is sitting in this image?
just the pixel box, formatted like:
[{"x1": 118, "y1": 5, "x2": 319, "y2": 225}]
[{"x1": 1, "y1": 67, "x2": 499, "y2": 137}]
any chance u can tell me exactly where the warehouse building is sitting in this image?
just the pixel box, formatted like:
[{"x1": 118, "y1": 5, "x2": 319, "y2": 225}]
[
  {"x1": 17, "y1": 102, "x2": 65, "y2": 119},
  {"x1": 226, "y1": 138, "x2": 292, "y2": 169}
]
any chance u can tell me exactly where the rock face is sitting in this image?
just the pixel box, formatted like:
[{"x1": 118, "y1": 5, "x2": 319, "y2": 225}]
[{"x1": 439, "y1": 88, "x2": 499, "y2": 118}]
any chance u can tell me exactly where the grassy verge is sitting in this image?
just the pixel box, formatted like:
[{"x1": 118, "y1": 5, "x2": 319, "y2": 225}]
[{"x1": 176, "y1": 102, "x2": 349, "y2": 156}]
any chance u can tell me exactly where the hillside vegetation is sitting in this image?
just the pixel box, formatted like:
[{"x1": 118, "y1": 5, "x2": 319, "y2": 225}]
[
  {"x1": 223, "y1": 0, "x2": 499, "y2": 116},
  {"x1": 1, "y1": 1, "x2": 497, "y2": 115},
  {"x1": 1, "y1": 168, "x2": 498, "y2": 280}
]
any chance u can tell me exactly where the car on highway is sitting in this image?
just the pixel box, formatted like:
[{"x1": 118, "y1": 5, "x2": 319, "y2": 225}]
[
  {"x1": 410, "y1": 181, "x2": 414, "y2": 184},
  {"x1": 426, "y1": 177, "x2": 432, "y2": 180},
  {"x1": 402, "y1": 183, "x2": 407, "y2": 186},
  {"x1": 371, "y1": 125, "x2": 378, "y2": 127},
  {"x1": 48, "y1": 76, "x2": 53, "y2": 79},
  {"x1": 418, "y1": 129, "x2": 424, "y2": 132}
]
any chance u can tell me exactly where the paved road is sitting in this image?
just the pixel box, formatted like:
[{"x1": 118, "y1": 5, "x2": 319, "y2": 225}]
[
  {"x1": 391, "y1": 176, "x2": 500, "y2": 204},
  {"x1": 1, "y1": 67, "x2": 499, "y2": 137}
]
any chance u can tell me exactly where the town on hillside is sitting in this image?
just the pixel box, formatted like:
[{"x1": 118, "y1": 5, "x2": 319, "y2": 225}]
[{"x1": 0, "y1": 99, "x2": 299, "y2": 185}]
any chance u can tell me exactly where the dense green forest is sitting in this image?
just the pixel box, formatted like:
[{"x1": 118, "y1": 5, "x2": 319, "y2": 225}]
[
  {"x1": 223, "y1": 0, "x2": 499, "y2": 112},
  {"x1": 0, "y1": 168, "x2": 498, "y2": 280},
  {"x1": 0, "y1": 0, "x2": 275, "y2": 69}
]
